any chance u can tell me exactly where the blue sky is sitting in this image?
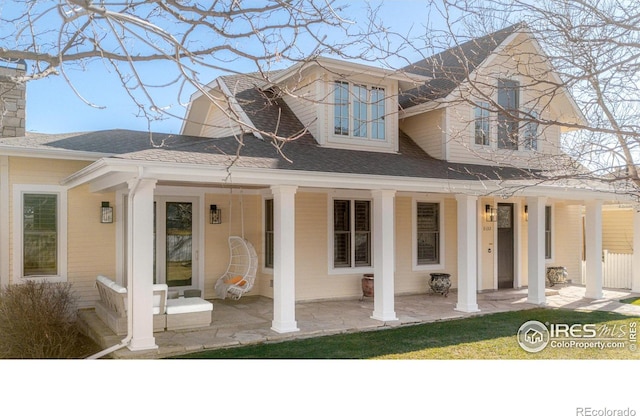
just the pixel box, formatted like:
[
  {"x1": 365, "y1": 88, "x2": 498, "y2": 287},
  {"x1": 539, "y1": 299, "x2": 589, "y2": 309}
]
[{"x1": 20, "y1": 1, "x2": 436, "y2": 135}]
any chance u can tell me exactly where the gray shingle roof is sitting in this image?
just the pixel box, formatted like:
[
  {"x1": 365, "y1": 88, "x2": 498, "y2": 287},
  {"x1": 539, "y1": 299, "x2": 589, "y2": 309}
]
[{"x1": 399, "y1": 24, "x2": 522, "y2": 109}]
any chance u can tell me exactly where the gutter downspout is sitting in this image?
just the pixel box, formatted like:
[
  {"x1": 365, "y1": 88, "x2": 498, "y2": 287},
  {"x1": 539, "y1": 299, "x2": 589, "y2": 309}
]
[{"x1": 87, "y1": 167, "x2": 145, "y2": 359}]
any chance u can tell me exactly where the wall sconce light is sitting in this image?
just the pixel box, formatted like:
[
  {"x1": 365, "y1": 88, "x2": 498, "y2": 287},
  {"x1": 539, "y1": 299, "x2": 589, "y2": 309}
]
[
  {"x1": 485, "y1": 204, "x2": 497, "y2": 222},
  {"x1": 209, "y1": 204, "x2": 222, "y2": 224},
  {"x1": 524, "y1": 205, "x2": 528, "y2": 222},
  {"x1": 101, "y1": 201, "x2": 113, "y2": 223}
]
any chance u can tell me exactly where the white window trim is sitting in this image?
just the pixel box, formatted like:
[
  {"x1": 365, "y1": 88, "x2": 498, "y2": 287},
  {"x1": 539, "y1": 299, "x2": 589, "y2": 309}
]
[
  {"x1": 327, "y1": 195, "x2": 374, "y2": 275},
  {"x1": 412, "y1": 197, "x2": 445, "y2": 271},
  {"x1": 262, "y1": 195, "x2": 274, "y2": 275},
  {"x1": 13, "y1": 184, "x2": 67, "y2": 283}
]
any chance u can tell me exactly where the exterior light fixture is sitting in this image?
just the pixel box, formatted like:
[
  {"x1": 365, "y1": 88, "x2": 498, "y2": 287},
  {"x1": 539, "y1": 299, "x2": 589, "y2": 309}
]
[
  {"x1": 210, "y1": 204, "x2": 222, "y2": 224},
  {"x1": 524, "y1": 205, "x2": 528, "y2": 222},
  {"x1": 485, "y1": 204, "x2": 497, "y2": 222},
  {"x1": 101, "y1": 201, "x2": 113, "y2": 223}
]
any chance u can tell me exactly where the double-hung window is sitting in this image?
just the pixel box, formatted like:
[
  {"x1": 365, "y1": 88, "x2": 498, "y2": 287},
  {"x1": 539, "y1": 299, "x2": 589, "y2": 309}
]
[
  {"x1": 474, "y1": 102, "x2": 491, "y2": 146},
  {"x1": 497, "y1": 79, "x2": 520, "y2": 150},
  {"x1": 15, "y1": 186, "x2": 67, "y2": 281},
  {"x1": 333, "y1": 199, "x2": 371, "y2": 269},
  {"x1": 333, "y1": 81, "x2": 385, "y2": 141},
  {"x1": 416, "y1": 202, "x2": 440, "y2": 265}
]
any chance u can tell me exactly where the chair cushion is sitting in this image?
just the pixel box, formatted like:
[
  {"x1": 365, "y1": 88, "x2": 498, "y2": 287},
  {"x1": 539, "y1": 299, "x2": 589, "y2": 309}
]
[
  {"x1": 226, "y1": 275, "x2": 246, "y2": 286},
  {"x1": 166, "y1": 297, "x2": 213, "y2": 314}
]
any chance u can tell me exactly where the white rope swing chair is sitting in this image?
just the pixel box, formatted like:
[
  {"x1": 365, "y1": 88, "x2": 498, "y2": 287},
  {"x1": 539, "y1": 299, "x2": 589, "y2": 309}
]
[{"x1": 214, "y1": 187, "x2": 259, "y2": 300}]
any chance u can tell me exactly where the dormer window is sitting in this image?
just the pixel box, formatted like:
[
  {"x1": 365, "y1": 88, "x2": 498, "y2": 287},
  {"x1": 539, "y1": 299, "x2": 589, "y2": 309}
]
[{"x1": 333, "y1": 81, "x2": 386, "y2": 141}]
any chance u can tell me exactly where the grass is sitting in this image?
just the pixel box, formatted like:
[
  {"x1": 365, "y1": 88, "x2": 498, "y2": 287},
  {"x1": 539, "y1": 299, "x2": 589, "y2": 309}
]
[
  {"x1": 620, "y1": 297, "x2": 640, "y2": 306},
  {"x1": 173, "y1": 308, "x2": 639, "y2": 359}
]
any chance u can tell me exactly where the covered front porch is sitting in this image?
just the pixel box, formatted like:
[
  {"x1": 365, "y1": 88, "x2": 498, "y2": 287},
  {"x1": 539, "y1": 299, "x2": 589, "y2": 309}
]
[{"x1": 77, "y1": 285, "x2": 640, "y2": 358}]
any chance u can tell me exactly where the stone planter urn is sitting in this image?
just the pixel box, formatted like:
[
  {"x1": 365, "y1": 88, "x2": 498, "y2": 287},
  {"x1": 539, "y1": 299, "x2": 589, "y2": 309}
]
[
  {"x1": 361, "y1": 274, "x2": 374, "y2": 300},
  {"x1": 546, "y1": 267, "x2": 568, "y2": 287},
  {"x1": 429, "y1": 273, "x2": 451, "y2": 297}
]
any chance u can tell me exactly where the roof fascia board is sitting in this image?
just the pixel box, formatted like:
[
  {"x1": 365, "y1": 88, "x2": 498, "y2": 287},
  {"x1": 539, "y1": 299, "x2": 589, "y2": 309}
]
[
  {"x1": 266, "y1": 57, "x2": 431, "y2": 87},
  {"x1": 0, "y1": 145, "x2": 109, "y2": 161}
]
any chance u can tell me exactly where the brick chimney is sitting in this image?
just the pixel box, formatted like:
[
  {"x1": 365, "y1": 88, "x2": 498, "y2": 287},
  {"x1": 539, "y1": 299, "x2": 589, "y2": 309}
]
[{"x1": 0, "y1": 59, "x2": 26, "y2": 138}]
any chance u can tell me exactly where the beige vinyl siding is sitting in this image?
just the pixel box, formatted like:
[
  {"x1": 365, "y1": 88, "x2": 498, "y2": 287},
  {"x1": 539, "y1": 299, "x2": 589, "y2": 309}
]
[
  {"x1": 8, "y1": 157, "x2": 106, "y2": 308},
  {"x1": 602, "y1": 208, "x2": 633, "y2": 254},
  {"x1": 549, "y1": 203, "x2": 583, "y2": 284},
  {"x1": 399, "y1": 110, "x2": 444, "y2": 159},
  {"x1": 282, "y1": 73, "x2": 319, "y2": 141},
  {"x1": 200, "y1": 89, "x2": 244, "y2": 138},
  {"x1": 394, "y1": 196, "x2": 458, "y2": 294}
]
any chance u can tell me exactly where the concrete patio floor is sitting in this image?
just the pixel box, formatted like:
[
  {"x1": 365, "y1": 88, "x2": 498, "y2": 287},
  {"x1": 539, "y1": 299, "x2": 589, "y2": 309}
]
[{"x1": 78, "y1": 284, "x2": 640, "y2": 359}]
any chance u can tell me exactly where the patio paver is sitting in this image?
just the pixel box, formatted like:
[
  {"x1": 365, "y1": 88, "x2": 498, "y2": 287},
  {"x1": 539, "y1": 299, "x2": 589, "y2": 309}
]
[{"x1": 77, "y1": 285, "x2": 640, "y2": 359}]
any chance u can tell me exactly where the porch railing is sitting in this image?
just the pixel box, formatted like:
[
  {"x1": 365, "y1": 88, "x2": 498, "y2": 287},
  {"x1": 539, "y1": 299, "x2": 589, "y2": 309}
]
[{"x1": 580, "y1": 250, "x2": 632, "y2": 289}]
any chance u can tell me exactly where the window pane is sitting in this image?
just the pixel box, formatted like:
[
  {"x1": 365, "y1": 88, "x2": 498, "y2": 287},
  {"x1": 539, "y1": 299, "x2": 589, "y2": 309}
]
[
  {"x1": 354, "y1": 232, "x2": 371, "y2": 267},
  {"x1": 334, "y1": 200, "x2": 350, "y2": 267},
  {"x1": 497, "y1": 79, "x2": 519, "y2": 150},
  {"x1": 265, "y1": 199, "x2": 274, "y2": 268},
  {"x1": 353, "y1": 85, "x2": 368, "y2": 137},
  {"x1": 523, "y1": 110, "x2": 539, "y2": 150},
  {"x1": 23, "y1": 194, "x2": 57, "y2": 276},
  {"x1": 417, "y1": 202, "x2": 439, "y2": 265},
  {"x1": 166, "y1": 202, "x2": 193, "y2": 287},
  {"x1": 475, "y1": 102, "x2": 490, "y2": 146},
  {"x1": 371, "y1": 87, "x2": 385, "y2": 140},
  {"x1": 334, "y1": 81, "x2": 349, "y2": 135}
]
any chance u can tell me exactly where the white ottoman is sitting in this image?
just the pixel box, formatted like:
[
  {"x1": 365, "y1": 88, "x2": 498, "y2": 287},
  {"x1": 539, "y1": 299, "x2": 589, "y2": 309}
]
[{"x1": 166, "y1": 297, "x2": 213, "y2": 330}]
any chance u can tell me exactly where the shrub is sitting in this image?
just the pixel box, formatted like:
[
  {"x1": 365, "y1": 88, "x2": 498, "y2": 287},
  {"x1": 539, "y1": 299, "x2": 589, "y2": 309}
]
[{"x1": 0, "y1": 281, "x2": 86, "y2": 358}]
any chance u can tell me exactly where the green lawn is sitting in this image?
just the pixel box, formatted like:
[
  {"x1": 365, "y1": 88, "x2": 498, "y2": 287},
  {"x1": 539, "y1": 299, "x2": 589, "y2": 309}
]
[
  {"x1": 620, "y1": 297, "x2": 640, "y2": 306},
  {"x1": 172, "y1": 308, "x2": 639, "y2": 359}
]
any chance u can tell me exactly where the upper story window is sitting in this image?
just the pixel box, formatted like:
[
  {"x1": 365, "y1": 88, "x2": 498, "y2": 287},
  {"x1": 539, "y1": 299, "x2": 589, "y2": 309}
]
[
  {"x1": 333, "y1": 81, "x2": 385, "y2": 141},
  {"x1": 474, "y1": 102, "x2": 491, "y2": 146},
  {"x1": 497, "y1": 79, "x2": 520, "y2": 150}
]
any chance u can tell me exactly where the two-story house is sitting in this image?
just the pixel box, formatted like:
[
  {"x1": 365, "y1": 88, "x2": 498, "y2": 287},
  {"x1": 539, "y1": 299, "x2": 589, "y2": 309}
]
[{"x1": 1, "y1": 24, "x2": 636, "y2": 352}]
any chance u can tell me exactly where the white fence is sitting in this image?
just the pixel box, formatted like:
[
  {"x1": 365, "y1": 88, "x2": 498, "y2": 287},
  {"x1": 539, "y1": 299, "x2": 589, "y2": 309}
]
[{"x1": 581, "y1": 250, "x2": 632, "y2": 289}]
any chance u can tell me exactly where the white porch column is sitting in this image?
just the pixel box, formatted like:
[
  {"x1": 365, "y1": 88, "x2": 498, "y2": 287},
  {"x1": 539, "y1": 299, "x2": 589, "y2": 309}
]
[
  {"x1": 371, "y1": 190, "x2": 397, "y2": 322},
  {"x1": 0, "y1": 156, "x2": 8, "y2": 288},
  {"x1": 271, "y1": 185, "x2": 299, "y2": 333},
  {"x1": 455, "y1": 194, "x2": 480, "y2": 312},
  {"x1": 127, "y1": 178, "x2": 158, "y2": 351},
  {"x1": 526, "y1": 196, "x2": 547, "y2": 305},
  {"x1": 633, "y1": 210, "x2": 640, "y2": 293},
  {"x1": 585, "y1": 200, "x2": 603, "y2": 299}
]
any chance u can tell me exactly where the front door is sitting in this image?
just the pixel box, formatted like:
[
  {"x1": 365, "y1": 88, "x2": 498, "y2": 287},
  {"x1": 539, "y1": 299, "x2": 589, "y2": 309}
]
[
  {"x1": 497, "y1": 203, "x2": 514, "y2": 289},
  {"x1": 155, "y1": 197, "x2": 199, "y2": 290}
]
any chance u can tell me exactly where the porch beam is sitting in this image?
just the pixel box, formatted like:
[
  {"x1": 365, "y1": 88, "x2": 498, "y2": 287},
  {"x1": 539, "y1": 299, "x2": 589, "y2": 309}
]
[
  {"x1": 270, "y1": 185, "x2": 299, "y2": 333},
  {"x1": 585, "y1": 200, "x2": 603, "y2": 299},
  {"x1": 455, "y1": 194, "x2": 480, "y2": 313},
  {"x1": 127, "y1": 178, "x2": 158, "y2": 351},
  {"x1": 371, "y1": 190, "x2": 397, "y2": 322},
  {"x1": 526, "y1": 196, "x2": 547, "y2": 305},
  {"x1": 633, "y1": 209, "x2": 640, "y2": 294}
]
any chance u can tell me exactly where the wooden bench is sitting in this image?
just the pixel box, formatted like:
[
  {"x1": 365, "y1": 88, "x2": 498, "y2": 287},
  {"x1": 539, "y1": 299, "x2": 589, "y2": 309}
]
[{"x1": 95, "y1": 275, "x2": 213, "y2": 334}]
